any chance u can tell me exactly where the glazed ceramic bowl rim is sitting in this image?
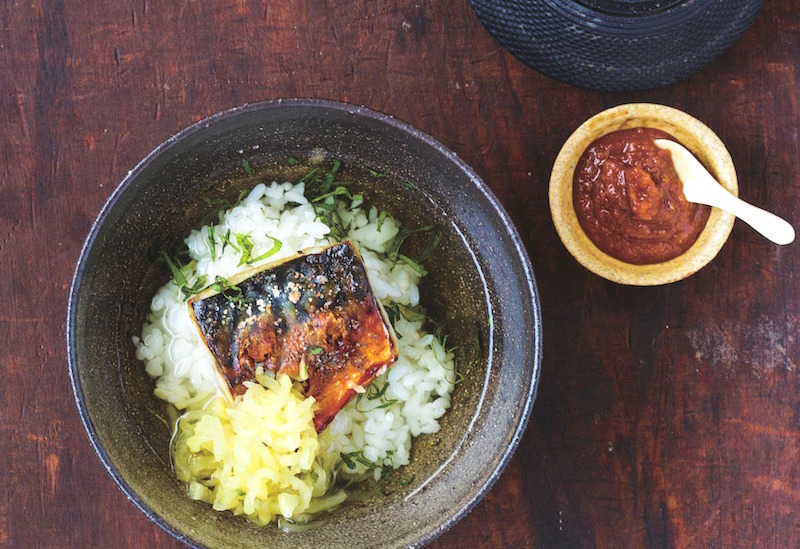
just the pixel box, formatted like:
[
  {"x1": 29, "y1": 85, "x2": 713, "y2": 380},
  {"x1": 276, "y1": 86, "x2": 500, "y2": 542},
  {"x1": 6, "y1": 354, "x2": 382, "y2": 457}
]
[
  {"x1": 549, "y1": 102, "x2": 738, "y2": 285},
  {"x1": 67, "y1": 98, "x2": 543, "y2": 547}
]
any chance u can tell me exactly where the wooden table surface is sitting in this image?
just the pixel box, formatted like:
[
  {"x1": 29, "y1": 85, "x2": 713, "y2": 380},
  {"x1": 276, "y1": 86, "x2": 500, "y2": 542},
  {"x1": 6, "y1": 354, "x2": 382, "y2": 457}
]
[{"x1": 3, "y1": 1, "x2": 799, "y2": 547}]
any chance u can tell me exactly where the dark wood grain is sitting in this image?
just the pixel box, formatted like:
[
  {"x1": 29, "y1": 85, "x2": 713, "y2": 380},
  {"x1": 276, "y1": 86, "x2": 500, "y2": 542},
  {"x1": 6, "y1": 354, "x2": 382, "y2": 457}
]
[{"x1": 2, "y1": 0, "x2": 799, "y2": 547}]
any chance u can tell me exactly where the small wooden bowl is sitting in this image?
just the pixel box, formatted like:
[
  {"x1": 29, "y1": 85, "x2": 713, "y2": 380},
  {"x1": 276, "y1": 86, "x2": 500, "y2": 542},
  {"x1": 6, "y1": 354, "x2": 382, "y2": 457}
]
[{"x1": 549, "y1": 103, "x2": 738, "y2": 285}]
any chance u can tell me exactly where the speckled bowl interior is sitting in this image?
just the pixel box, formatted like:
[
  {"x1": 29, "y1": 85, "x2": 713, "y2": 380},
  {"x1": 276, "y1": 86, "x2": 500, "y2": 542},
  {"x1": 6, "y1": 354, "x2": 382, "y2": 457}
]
[
  {"x1": 68, "y1": 99, "x2": 542, "y2": 548},
  {"x1": 549, "y1": 103, "x2": 738, "y2": 285}
]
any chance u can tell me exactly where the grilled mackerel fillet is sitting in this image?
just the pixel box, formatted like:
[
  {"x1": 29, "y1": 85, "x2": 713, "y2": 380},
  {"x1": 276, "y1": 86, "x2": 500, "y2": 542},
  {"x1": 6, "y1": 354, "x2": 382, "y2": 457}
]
[{"x1": 188, "y1": 241, "x2": 398, "y2": 432}]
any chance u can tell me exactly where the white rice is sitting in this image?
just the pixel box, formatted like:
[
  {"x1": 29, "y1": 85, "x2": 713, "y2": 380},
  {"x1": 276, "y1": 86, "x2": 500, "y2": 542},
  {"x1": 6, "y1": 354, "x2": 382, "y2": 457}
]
[{"x1": 133, "y1": 180, "x2": 456, "y2": 477}]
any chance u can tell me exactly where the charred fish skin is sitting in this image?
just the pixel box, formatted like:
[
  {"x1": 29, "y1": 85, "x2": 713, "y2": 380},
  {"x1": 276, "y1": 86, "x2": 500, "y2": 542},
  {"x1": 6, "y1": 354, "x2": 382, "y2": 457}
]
[{"x1": 189, "y1": 242, "x2": 398, "y2": 431}]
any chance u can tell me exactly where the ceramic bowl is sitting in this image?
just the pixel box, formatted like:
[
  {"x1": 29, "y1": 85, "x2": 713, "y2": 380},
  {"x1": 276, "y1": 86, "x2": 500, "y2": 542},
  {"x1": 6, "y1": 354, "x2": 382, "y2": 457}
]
[
  {"x1": 67, "y1": 99, "x2": 542, "y2": 547},
  {"x1": 549, "y1": 103, "x2": 737, "y2": 285}
]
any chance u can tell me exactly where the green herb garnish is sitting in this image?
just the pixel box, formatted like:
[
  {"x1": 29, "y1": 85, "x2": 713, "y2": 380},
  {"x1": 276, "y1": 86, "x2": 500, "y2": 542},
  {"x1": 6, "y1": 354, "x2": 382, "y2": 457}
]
[
  {"x1": 234, "y1": 233, "x2": 254, "y2": 265},
  {"x1": 234, "y1": 233, "x2": 281, "y2": 266},
  {"x1": 356, "y1": 395, "x2": 398, "y2": 412},
  {"x1": 353, "y1": 381, "x2": 398, "y2": 412},
  {"x1": 300, "y1": 161, "x2": 362, "y2": 240},
  {"x1": 337, "y1": 451, "x2": 380, "y2": 471},
  {"x1": 397, "y1": 254, "x2": 428, "y2": 277},
  {"x1": 387, "y1": 224, "x2": 435, "y2": 262},
  {"x1": 209, "y1": 275, "x2": 244, "y2": 305},
  {"x1": 298, "y1": 167, "x2": 320, "y2": 184},
  {"x1": 383, "y1": 301, "x2": 428, "y2": 326},
  {"x1": 418, "y1": 231, "x2": 441, "y2": 262},
  {"x1": 180, "y1": 276, "x2": 208, "y2": 300},
  {"x1": 207, "y1": 224, "x2": 216, "y2": 260},
  {"x1": 368, "y1": 480, "x2": 386, "y2": 497},
  {"x1": 323, "y1": 160, "x2": 341, "y2": 192},
  {"x1": 161, "y1": 251, "x2": 208, "y2": 300},
  {"x1": 162, "y1": 251, "x2": 188, "y2": 287},
  {"x1": 355, "y1": 393, "x2": 397, "y2": 413},
  {"x1": 201, "y1": 189, "x2": 249, "y2": 224},
  {"x1": 288, "y1": 157, "x2": 300, "y2": 166},
  {"x1": 365, "y1": 381, "x2": 390, "y2": 400},
  {"x1": 242, "y1": 159, "x2": 253, "y2": 175},
  {"x1": 220, "y1": 229, "x2": 239, "y2": 254},
  {"x1": 376, "y1": 210, "x2": 388, "y2": 232},
  {"x1": 309, "y1": 346, "x2": 323, "y2": 355},
  {"x1": 250, "y1": 237, "x2": 282, "y2": 263},
  {"x1": 312, "y1": 186, "x2": 354, "y2": 203}
]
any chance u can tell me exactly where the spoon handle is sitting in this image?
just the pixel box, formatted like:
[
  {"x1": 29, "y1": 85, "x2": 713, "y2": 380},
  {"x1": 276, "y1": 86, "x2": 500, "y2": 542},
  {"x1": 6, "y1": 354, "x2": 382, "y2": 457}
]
[
  {"x1": 704, "y1": 187, "x2": 796, "y2": 245},
  {"x1": 654, "y1": 139, "x2": 795, "y2": 245}
]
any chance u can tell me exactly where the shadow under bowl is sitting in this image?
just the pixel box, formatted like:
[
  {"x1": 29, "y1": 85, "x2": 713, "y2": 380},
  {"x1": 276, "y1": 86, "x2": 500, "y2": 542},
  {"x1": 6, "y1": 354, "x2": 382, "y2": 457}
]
[{"x1": 67, "y1": 99, "x2": 543, "y2": 548}]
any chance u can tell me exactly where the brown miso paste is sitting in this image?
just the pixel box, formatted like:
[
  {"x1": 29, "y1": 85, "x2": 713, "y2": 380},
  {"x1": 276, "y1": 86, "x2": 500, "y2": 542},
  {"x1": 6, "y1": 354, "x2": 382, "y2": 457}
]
[{"x1": 572, "y1": 127, "x2": 711, "y2": 265}]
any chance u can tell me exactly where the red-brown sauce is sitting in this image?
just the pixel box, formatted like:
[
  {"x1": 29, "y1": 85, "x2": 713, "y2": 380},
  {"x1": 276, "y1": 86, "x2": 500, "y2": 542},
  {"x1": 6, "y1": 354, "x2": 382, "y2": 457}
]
[{"x1": 573, "y1": 127, "x2": 711, "y2": 265}]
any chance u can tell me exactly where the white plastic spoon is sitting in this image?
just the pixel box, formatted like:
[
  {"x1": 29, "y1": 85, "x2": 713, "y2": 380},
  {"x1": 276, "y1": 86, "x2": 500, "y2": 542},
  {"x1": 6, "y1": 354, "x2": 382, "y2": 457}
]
[{"x1": 654, "y1": 139, "x2": 795, "y2": 245}]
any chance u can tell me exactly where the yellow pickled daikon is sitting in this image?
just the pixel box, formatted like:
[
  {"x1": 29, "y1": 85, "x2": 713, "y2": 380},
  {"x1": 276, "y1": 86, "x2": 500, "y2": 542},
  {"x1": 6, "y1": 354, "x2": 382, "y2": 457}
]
[{"x1": 172, "y1": 373, "x2": 343, "y2": 525}]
